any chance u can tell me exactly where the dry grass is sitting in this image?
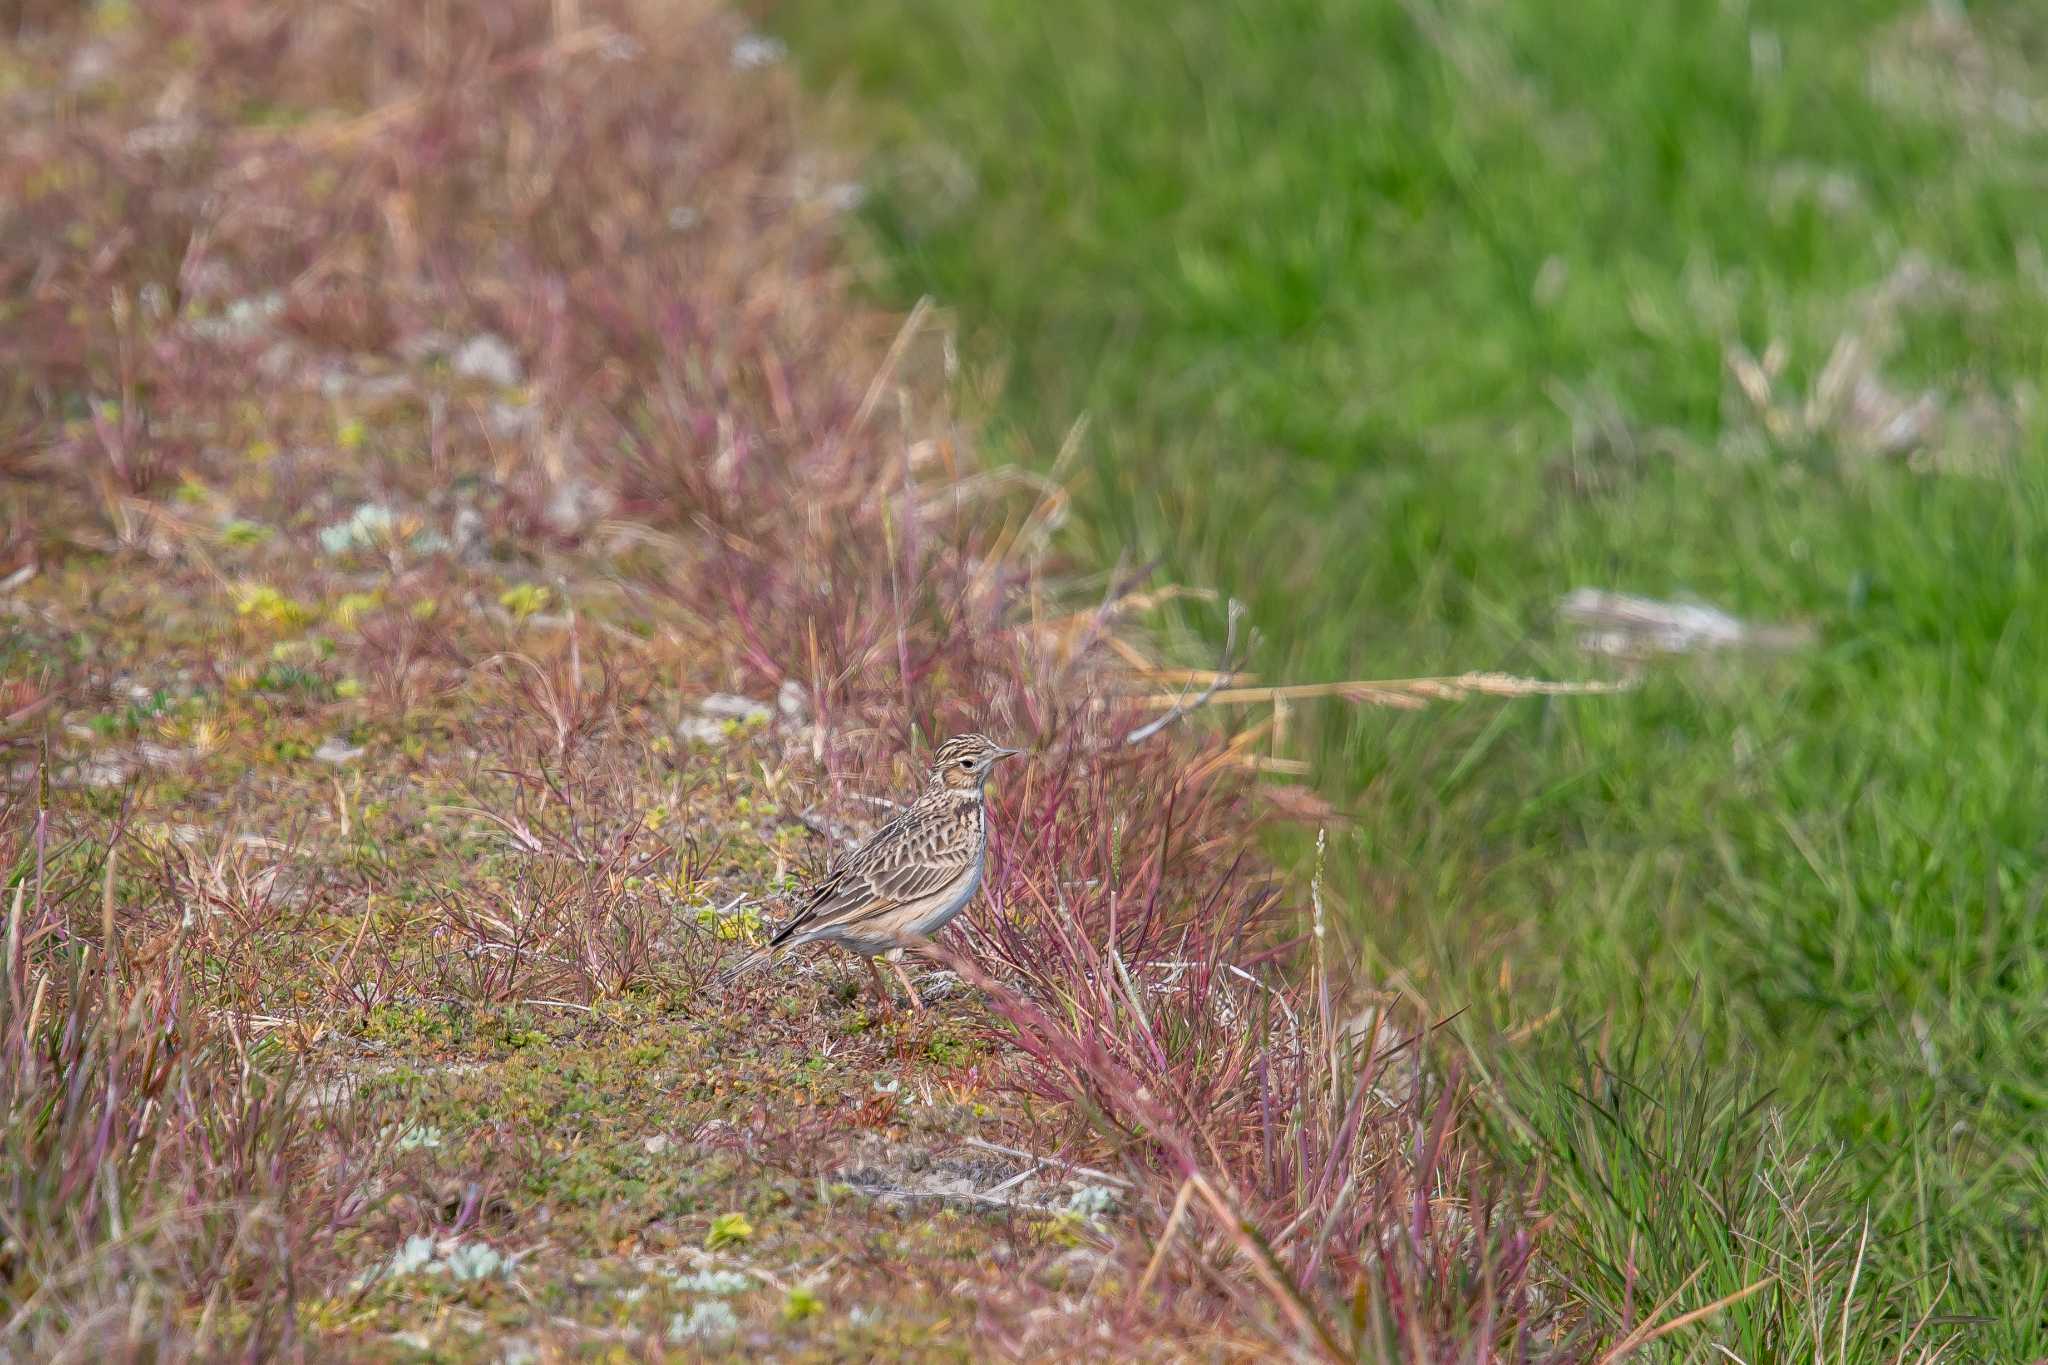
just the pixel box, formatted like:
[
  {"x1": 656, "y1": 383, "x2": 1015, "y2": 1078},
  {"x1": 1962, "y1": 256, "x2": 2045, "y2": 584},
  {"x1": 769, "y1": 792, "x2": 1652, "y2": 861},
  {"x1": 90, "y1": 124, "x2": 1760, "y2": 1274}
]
[{"x1": 2, "y1": 778, "x2": 383, "y2": 1358}]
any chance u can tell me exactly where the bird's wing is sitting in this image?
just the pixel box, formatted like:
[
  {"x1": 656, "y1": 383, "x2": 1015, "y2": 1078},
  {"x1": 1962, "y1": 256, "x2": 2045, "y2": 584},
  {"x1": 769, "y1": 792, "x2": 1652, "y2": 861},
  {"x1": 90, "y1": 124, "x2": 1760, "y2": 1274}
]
[
  {"x1": 766, "y1": 806, "x2": 909, "y2": 946},
  {"x1": 769, "y1": 815, "x2": 976, "y2": 944}
]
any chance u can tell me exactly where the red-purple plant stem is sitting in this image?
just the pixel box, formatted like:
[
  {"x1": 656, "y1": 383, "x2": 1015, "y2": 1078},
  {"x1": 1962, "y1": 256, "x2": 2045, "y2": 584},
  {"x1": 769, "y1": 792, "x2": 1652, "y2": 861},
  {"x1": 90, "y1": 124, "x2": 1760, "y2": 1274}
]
[{"x1": 1414, "y1": 1068, "x2": 1460, "y2": 1263}]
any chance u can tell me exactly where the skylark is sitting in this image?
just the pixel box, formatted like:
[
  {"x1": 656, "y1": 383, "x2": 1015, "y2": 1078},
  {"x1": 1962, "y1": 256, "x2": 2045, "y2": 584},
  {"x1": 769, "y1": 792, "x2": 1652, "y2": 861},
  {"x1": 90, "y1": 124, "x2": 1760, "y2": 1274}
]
[{"x1": 727, "y1": 733, "x2": 1021, "y2": 1010}]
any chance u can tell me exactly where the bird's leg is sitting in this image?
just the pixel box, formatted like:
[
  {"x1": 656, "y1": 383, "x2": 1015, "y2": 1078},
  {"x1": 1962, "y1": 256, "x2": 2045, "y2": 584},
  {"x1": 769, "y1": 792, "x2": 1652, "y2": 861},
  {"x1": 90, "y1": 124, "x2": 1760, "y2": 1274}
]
[
  {"x1": 890, "y1": 963, "x2": 926, "y2": 1014},
  {"x1": 885, "y1": 948, "x2": 925, "y2": 1014},
  {"x1": 863, "y1": 957, "x2": 894, "y2": 1013}
]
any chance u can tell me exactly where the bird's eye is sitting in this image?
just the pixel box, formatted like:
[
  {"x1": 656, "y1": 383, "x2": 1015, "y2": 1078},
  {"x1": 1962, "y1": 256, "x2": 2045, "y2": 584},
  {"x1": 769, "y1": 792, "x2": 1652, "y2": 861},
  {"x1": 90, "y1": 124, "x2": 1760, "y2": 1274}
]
[{"x1": 958, "y1": 756, "x2": 973, "y2": 767}]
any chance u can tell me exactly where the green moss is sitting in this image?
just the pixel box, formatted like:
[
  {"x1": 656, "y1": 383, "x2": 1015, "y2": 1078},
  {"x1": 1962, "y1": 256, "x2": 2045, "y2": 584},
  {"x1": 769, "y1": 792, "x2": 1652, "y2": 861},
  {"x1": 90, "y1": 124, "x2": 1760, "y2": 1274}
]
[
  {"x1": 497, "y1": 583, "x2": 550, "y2": 619},
  {"x1": 232, "y1": 582, "x2": 320, "y2": 628}
]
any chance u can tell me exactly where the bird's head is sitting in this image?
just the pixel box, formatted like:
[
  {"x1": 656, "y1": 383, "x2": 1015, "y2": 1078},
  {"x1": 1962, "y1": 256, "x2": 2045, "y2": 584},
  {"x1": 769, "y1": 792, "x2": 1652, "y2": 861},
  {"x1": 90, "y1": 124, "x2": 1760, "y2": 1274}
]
[{"x1": 928, "y1": 732, "x2": 1023, "y2": 793}]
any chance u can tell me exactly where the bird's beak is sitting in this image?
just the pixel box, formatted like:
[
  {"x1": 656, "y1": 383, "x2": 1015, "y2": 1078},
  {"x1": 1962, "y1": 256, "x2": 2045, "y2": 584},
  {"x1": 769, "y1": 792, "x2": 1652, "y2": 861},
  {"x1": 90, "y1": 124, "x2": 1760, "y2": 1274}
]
[{"x1": 993, "y1": 746, "x2": 1023, "y2": 762}]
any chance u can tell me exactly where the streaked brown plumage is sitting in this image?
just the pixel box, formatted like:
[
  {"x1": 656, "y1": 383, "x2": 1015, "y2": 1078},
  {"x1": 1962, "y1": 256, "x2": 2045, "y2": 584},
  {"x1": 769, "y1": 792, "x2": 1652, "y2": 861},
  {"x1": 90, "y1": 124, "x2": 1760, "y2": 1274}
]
[{"x1": 725, "y1": 733, "x2": 1021, "y2": 1009}]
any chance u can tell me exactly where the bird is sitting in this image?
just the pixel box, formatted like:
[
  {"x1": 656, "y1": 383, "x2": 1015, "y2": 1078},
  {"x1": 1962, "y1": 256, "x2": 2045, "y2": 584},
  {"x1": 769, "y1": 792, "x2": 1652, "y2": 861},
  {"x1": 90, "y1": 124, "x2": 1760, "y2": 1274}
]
[{"x1": 725, "y1": 733, "x2": 1022, "y2": 1011}]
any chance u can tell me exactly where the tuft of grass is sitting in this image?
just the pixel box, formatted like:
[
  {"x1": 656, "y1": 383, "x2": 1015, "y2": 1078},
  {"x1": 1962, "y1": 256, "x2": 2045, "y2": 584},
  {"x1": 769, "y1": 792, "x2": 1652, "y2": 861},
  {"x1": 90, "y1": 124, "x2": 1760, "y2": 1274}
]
[
  {"x1": 940, "y1": 784, "x2": 1572, "y2": 1357},
  {"x1": 1, "y1": 779, "x2": 380, "y2": 1358},
  {"x1": 1473, "y1": 1025, "x2": 1968, "y2": 1362}
]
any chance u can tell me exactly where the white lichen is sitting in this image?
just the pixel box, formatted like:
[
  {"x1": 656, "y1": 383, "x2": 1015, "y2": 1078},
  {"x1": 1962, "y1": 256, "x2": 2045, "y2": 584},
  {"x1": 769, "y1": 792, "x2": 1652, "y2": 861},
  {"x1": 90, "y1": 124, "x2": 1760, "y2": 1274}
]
[{"x1": 668, "y1": 1301, "x2": 740, "y2": 1341}]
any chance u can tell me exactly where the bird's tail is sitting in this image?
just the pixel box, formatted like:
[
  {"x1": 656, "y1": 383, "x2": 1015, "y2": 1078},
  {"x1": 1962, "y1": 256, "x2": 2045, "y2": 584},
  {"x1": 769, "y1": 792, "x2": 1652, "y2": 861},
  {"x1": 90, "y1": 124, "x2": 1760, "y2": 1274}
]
[{"x1": 718, "y1": 944, "x2": 780, "y2": 987}]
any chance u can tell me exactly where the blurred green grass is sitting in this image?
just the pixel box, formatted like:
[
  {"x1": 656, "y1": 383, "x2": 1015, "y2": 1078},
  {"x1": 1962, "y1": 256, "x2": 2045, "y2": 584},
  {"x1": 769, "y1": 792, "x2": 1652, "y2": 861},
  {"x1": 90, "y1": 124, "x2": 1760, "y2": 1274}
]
[{"x1": 772, "y1": 0, "x2": 2048, "y2": 1350}]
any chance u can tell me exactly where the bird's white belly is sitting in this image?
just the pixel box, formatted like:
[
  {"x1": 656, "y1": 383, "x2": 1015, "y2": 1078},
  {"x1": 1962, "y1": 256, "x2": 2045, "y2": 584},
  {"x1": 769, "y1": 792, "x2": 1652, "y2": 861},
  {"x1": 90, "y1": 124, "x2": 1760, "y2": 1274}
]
[{"x1": 903, "y1": 844, "x2": 984, "y2": 940}]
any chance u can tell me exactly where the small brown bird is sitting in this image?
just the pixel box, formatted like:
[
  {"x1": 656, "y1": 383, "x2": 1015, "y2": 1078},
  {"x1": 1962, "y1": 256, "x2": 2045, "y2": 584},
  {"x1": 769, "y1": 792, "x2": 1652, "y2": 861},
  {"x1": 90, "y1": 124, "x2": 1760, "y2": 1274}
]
[{"x1": 726, "y1": 733, "x2": 1021, "y2": 1010}]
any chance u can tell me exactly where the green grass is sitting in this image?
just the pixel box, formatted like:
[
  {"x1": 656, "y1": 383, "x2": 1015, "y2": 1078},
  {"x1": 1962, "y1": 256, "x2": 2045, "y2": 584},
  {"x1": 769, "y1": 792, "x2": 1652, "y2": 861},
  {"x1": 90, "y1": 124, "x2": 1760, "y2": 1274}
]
[{"x1": 773, "y1": 0, "x2": 2048, "y2": 1351}]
